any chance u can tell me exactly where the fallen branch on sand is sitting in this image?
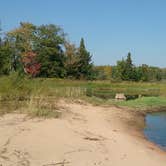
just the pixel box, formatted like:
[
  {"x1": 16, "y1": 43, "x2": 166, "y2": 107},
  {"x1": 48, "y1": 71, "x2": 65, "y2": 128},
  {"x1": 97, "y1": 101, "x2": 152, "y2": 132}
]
[
  {"x1": 43, "y1": 160, "x2": 70, "y2": 166},
  {"x1": 84, "y1": 137, "x2": 101, "y2": 141}
]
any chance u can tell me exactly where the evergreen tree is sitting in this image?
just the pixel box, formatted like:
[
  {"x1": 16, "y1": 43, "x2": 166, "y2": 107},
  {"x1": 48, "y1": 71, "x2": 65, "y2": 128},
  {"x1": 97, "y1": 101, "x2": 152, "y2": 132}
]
[
  {"x1": 124, "y1": 52, "x2": 135, "y2": 80},
  {"x1": 115, "y1": 52, "x2": 137, "y2": 81},
  {"x1": 77, "y1": 38, "x2": 93, "y2": 79}
]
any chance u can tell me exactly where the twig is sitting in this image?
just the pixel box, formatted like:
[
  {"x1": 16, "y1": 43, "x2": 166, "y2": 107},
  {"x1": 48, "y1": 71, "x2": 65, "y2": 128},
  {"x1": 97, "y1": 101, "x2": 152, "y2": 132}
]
[{"x1": 43, "y1": 160, "x2": 70, "y2": 166}]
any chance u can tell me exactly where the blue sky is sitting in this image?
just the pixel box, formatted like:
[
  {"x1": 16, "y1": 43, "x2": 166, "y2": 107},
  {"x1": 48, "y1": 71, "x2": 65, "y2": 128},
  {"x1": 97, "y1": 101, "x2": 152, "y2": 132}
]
[{"x1": 0, "y1": 0, "x2": 166, "y2": 67}]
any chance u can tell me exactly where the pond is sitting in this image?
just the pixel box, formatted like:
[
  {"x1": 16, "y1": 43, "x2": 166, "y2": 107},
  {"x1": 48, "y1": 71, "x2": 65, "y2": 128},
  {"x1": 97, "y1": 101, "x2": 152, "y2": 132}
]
[{"x1": 144, "y1": 112, "x2": 166, "y2": 151}]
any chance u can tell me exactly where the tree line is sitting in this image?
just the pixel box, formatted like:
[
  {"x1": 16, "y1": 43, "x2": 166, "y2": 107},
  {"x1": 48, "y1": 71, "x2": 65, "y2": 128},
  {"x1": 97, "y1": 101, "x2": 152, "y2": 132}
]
[
  {"x1": 0, "y1": 22, "x2": 93, "y2": 79},
  {"x1": 0, "y1": 22, "x2": 165, "y2": 81},
  {"x1": 95, "y1": 53, "x2": 166, "y2": 81}
]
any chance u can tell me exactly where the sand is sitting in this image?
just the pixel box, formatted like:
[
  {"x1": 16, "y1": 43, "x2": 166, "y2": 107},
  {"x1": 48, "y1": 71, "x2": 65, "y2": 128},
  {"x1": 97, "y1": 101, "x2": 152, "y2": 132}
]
[{"x1": 0, "y1": 101, "x2": 166, "y2": 166}]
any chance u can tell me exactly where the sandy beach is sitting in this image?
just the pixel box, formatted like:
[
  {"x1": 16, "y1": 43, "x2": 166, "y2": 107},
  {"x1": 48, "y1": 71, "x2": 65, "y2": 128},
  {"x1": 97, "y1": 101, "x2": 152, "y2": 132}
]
[{"x1": 0, "y1": 100, "x2": 166, "y2": 166}]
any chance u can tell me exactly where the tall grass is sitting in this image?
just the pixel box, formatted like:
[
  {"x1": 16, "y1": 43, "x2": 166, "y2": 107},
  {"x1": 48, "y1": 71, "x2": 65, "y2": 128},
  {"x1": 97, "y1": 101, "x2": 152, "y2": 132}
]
[
  {"x1": 27, "y1": 95, "x2": 61, "y2": 118},
  {"x1": 0, "y1": 74, "x2": 166, "y2": 116}
]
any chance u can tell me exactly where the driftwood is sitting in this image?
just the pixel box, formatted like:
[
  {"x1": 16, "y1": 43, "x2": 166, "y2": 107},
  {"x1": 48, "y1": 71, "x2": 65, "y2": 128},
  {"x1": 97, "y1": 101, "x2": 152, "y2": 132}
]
[{"x1": 43, "y1": 160, "x2": 70, "y2": 166}]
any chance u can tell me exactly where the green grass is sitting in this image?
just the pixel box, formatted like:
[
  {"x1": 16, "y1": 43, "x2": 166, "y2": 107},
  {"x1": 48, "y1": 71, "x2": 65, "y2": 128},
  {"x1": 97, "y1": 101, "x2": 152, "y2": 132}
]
[
  {"x1": 0, "y1": 74, "x2": 166, "y2": 116},
  {"x1": 115, "y1": 97, "x2": 166, "y2": 109}
]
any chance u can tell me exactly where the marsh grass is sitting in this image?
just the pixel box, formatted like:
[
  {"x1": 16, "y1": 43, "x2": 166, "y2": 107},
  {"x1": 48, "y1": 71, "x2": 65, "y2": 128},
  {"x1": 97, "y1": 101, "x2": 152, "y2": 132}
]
[{"x1": 0, "y1": 74, "x2": 166, "y2": 117}]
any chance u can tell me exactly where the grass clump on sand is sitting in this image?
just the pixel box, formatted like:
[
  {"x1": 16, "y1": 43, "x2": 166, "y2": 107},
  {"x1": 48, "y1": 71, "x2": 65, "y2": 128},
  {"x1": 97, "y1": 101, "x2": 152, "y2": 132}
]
[
  {"x1": 29, "y1": 108, "x2": 60, "y2": 118},
  {"x1": 26, "y1": 95, "x2": 62, "y2": 118}
]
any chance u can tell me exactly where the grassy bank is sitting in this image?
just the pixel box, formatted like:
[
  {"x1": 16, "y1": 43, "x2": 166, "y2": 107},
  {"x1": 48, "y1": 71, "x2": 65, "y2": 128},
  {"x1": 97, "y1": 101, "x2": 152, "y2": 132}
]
[
  {"x1": 116, "y1": 97, "x2": 166, "y2": 110},
  {"x1": 0, "y1": 74, "x2": 166, "y2": 117}
]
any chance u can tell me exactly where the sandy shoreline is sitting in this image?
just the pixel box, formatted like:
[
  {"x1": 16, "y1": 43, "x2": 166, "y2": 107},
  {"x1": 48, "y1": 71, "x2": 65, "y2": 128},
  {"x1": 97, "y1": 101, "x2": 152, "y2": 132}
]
[{"x1": 0, "y1": 100, "x2": 166, "y2": 166}]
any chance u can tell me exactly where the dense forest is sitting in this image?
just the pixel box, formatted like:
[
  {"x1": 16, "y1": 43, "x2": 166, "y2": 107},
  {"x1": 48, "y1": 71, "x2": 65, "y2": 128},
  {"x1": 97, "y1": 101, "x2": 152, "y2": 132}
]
[{"x1": 0, "y1": 22, "x2": 165, "y2": 81}]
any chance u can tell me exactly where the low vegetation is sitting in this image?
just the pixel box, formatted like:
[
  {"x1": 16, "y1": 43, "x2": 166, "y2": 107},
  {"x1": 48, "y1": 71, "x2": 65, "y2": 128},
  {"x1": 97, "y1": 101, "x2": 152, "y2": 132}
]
[
  {"x1": 0, "y1": 74, "x2": 166, "y2": 117},
  {"x1": 112, "y1": 97, "x2": 166, "y2": 110}
]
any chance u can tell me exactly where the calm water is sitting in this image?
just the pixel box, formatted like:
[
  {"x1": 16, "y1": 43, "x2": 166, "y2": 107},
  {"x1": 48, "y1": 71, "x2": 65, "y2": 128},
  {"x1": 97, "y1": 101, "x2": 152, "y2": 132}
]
[{"x1": 144, "y1": 112, "x2": 166, "y2": 150}]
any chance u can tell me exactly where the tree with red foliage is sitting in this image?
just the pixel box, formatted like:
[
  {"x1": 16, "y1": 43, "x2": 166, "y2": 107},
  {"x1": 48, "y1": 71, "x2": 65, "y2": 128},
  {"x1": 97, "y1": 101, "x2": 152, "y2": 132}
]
[{"x1": 22, "y1": 51, "x2": 41, "y2": 77}]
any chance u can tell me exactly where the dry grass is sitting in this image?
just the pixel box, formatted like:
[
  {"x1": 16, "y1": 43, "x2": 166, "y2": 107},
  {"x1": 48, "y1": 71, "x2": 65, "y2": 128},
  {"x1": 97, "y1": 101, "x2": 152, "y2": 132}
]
[{"x1": 0, "y1": 74, "x2": 166, "y2": 117}]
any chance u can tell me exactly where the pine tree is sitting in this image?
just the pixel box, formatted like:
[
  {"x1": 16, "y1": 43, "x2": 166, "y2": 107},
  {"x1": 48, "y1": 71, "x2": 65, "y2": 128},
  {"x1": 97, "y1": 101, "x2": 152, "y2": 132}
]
[
  {"x1": 124, "y1": 52, "x2": 134, "y2": 80},
  {"x1": 77, "y1": 38, "x2": 93, "y2": 79},
  {"x1": 115, "y1": 52, "x2": 137, "y2": 81}
]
